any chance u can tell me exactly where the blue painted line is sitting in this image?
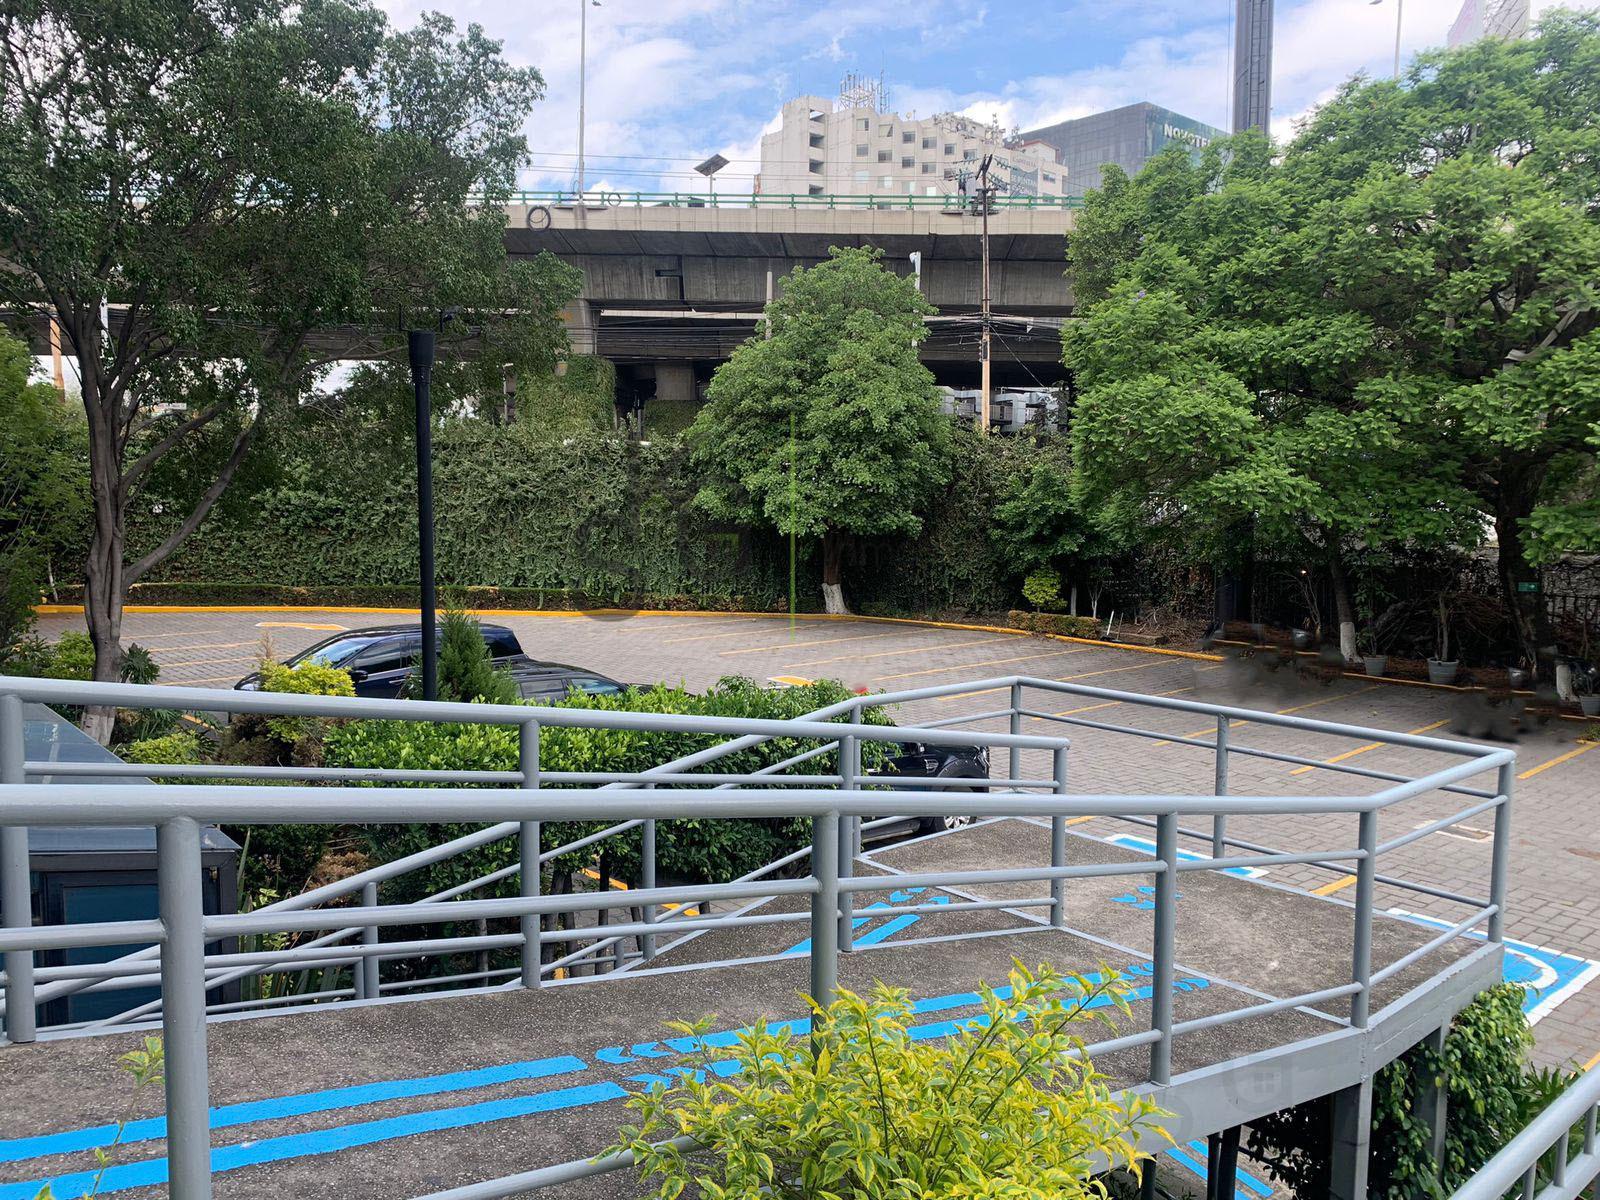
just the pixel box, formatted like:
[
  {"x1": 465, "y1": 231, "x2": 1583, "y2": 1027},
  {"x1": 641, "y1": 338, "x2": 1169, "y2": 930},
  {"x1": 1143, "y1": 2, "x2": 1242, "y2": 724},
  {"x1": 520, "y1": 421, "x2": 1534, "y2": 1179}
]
[
  {"x1": 784, "y1": 888, "x2": 942, "y2": 955},
  {"x1": 1167, "y1": 1140, "x2": 1275, "y2": 1198},
  {"x1": 0, "y1": 1054, "x2": 587, "y2": 1165},
  {"x1": 1, "y1": 1081, "x2": 628, "y2": 1200},
  {"x1": 1108, "y1": 834, "x2": 1266, "y2": 879}
]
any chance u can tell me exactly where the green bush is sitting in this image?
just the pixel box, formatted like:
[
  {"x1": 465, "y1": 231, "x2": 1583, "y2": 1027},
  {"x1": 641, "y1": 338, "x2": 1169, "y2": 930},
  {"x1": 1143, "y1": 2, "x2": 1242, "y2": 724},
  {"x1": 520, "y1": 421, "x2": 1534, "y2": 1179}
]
[
  {"x1": 435, "y1": 607, "x2": 519, "y2": 705},
  {"x1": 323, "y1": 676, "x2": 893, "y2": 902},
  {"x1": 1022, "y1": 568, "x2": 1064, "y2": 611},
  {"x1": 1247, "y1": 983, "x2": 1540, "y2": 1198},
  {"x1": 122, "y1": 731, "x2": 204, "y2": 766},
  {"x1": 258, "y1": 659, "x2": 355, "y2": 746},
  {"x1": 608, "y1": 961, "x2": 1167, "y2": 1199}
]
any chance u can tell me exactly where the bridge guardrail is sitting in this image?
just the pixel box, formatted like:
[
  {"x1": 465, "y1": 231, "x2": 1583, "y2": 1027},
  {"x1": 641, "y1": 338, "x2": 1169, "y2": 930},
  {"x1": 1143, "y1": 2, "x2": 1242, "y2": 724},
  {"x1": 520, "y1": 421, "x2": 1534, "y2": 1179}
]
[
  {"x1": 0, "y1": 674, "x2": 1517, "y2": 1199},
  {"x1": 492, "y1": 189, "x2": 1086, "y2": 212}
]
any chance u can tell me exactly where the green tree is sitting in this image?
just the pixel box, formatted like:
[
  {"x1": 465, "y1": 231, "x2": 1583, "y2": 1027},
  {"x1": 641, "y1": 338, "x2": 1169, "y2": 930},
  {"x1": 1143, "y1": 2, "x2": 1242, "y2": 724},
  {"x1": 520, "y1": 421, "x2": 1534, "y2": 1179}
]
[
  {"x1": 1066, "y1": 15, "x2": 1600, "y2": 668},
  {"x1": 0, "y1": 333, "x2": 88, "y2": 658},
  {"x1": 0, "y1": 0, "x2": 578, "y2": 737},
  {"x1": 435, "y1": 607, "x2": 520, "y2": 705},
  {"x1": 688, "y1": 246, "x2": 952, "y2": 614}
]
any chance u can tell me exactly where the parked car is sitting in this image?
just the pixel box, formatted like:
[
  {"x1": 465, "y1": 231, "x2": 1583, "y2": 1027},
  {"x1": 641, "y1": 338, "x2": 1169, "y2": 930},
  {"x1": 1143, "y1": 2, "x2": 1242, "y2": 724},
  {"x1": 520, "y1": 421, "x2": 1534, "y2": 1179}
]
[
  {"x1": 234, "y1": 623, "x2": 526, "y2": 699},
  {"x1": 506, "y1": 659, "x2": 629, "y2": 702}
]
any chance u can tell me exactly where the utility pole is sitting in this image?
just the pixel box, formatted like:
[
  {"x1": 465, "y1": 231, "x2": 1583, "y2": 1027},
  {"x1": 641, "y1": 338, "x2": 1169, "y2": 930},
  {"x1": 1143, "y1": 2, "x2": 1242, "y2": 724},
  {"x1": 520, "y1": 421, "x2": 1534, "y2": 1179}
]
[
  {"x1": 409, "y1": 329, "x2": 438, "y2": 702},
  {"x1": 977, "y1": 154, "x2": 993, "y2": 436},
  {"x1": 576, "y1": 1, "x2": 592, "y2": 199}
]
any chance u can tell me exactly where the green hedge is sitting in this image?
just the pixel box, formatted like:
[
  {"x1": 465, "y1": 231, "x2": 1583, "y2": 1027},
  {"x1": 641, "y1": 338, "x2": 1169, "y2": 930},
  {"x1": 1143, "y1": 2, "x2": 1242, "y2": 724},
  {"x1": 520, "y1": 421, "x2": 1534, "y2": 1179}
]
[
  {"x1": 323, "y1": 676, "x2": 894, "y2": 899},
  {"x1": 123, "y1": 418, "x2": 1052, "y2": 617}
]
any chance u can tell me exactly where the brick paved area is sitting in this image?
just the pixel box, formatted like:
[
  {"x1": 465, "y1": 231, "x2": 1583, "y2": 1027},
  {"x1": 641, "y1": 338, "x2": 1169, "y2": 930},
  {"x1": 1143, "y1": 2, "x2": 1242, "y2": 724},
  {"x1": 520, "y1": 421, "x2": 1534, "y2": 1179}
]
[{"x1": 31, "y1": 607, "x2": 1600, "y2": 1069}]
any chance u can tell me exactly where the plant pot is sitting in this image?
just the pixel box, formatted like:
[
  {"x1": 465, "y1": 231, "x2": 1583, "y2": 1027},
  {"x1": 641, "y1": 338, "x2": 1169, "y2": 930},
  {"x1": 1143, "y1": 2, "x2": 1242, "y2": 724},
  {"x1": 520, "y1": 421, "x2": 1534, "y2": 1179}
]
[
  {"x1": 1427, "y1": 659, "x2": 1460, "y2": 686},
  {"x1": 1506, "y1": 668, "x2": 1529, "y2": 690},
  {"x1": 1362, "y1": 655, "x2": 1388, "y2": 678},
  {"x1": 1291, "y1": 630, "x2": 1311, "y2": 651},
  {"x1": 1580, "y1": 695, "x2": 1600, "y2": 717}
]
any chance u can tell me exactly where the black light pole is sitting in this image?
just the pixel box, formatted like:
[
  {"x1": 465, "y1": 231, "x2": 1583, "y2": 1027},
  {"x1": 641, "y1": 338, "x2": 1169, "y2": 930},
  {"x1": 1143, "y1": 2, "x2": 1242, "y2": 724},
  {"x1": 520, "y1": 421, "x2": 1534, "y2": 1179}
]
[{"x1": 409, "y1": 328, "x2": 438, "y2": 701}]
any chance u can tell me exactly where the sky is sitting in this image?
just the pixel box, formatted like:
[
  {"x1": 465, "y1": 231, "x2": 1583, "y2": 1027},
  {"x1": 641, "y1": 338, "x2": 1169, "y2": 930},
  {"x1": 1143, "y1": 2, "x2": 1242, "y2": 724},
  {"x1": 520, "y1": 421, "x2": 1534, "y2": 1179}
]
[{"x1": 380, "y1": 0, "x2": 1590, "y2": 197}]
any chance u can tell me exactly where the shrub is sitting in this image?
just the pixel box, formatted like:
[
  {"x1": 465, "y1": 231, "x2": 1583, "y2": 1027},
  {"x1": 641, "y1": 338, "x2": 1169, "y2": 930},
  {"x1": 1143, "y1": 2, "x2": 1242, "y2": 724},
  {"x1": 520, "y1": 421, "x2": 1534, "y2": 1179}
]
[
  {"x1": 1022, "y1": 567, "x2": 1064, "y2": 611},
  {"x1": 258, "y1": 659, "x2": 355, "y2": 746},
  {"x1": 1247, "y1": 983, "x2": 1537, "y2": 1198},
  {"x1": 609, "y1": 961, "x2": 1167, "y2": 1199},
  {"x1": 435, "y1": 607, "x2": 519, "y2": 705},
  {"x1": 122, "y1": 731, "x2": 205, "y2": 766}
]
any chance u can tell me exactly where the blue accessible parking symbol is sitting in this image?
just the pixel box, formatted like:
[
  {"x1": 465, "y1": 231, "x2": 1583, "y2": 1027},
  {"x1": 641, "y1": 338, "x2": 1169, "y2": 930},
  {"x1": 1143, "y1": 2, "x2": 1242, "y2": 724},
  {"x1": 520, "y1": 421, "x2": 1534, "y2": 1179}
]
[{"x1": 1388, "y1": 909, "x2": 1600, "y2": 1022}]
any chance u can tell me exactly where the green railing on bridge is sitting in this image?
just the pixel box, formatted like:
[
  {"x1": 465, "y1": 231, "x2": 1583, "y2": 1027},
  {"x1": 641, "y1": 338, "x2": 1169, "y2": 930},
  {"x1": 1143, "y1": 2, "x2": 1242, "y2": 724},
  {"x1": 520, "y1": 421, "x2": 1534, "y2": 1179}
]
[{"x1": 497, "y1": 189, "x2": 1085, "y2": 213}]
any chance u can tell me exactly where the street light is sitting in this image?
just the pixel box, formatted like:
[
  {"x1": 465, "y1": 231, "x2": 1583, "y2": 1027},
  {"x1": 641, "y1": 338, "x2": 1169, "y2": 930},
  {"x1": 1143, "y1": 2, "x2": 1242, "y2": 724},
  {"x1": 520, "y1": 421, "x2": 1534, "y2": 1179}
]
[
  {"x1": 694, "y1": 154, "x2": 729, "y2": 205},
  {"x1": 409, "y1": 328, "x2": 438, "y2": 702},
  {"x1": 576, "y1": 0, "x2": 601, "y2": 199},
  {"x1": 1370, "y1": 0, "x2": 1403, "y2": 80}
]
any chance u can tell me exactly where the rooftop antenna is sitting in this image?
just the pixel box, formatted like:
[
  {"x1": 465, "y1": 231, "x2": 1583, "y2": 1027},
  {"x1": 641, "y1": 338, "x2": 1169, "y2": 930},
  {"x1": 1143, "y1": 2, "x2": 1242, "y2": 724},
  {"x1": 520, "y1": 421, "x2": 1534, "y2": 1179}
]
[{"x1": 839, "y1": 70, "x2": 888, "y2": 112}]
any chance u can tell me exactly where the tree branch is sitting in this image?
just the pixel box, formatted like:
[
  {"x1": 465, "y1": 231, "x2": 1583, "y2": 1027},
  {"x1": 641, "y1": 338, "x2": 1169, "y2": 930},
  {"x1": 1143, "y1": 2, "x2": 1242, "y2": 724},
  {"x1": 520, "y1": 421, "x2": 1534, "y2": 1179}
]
[
  {"x1": 118, "y1": 401, "x2": 228, "y2": 495},
  {"x1": 125, "y1": 414, "x2": 262, "y2": 585}
]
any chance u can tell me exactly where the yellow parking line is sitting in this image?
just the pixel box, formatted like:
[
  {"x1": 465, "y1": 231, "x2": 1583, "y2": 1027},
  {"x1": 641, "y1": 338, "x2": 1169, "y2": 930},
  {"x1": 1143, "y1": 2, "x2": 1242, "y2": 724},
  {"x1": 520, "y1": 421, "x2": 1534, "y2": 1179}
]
[
  {"x1": 785, "y1": 637, "x2": 997, "y2": 670},
  {"x1": 256, "y1": 622, "x2": 346, "y2": 631},
  {"x1": 1040, "y1": 685, "x2": 1195, "y2": 719},
  {"x1": 1152, "y1": 685, "x2": 1381, "y2": 748},
  {"x1": 937, "y1": 657, "x2": 1178, "y2": 703},
  {"x1": 721, "y1": 632, "x2": 892, "y2": 656},
  {"x1": 1065, "y1": 815, "x2": 1097, "y2": 826},
  {"x1": 1581, "y1": 1048, "x2": 1600, "y2": 1073},
  {"x1": 1288, "y1": 720, "x2": 1449, "y2": 775},
  {"x1": 1311, "y1": 875, "x2": 1357, "y2": 896},
  {"x1": 1519, "y1": 740, "x2": 1600, "y2": 780},
  {"x1": 660, "y1": 628, "x2": 779, "y2": 645},
  {"x1": 874, "y1": 647, "x2": 1093, "y2": 683}
]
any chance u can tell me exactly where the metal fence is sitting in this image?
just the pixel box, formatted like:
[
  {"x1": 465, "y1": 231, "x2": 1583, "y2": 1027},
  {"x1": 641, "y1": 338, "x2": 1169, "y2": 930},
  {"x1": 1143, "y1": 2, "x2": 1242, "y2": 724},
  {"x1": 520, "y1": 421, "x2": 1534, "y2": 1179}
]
[
  {"x1": 498, "y1": 189, "x2": 1085, "y2": 212},
  {"x1": 0, "y1": 673, "x2": 1523, "y2": 1199}
]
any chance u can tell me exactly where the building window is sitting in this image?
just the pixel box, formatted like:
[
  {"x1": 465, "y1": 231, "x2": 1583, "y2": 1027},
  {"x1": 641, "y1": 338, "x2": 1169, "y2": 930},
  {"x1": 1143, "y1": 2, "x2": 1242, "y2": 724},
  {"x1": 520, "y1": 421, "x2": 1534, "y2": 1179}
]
[
  {"x1": 808, "y1": 184, "x2": 824, "y2": 195},
  {"x1": 921, "y1": 162, "x2": 936, "y2": 174},
  {"x1": 877, "y1": 149, "x2": 891, "y2": 162},
  {"x1": 922, "y1": 136, "x2": 936, "y2": 149},
  {"x1": 902, "y1": 130, "x2": 915, "y2": 143},
  {"x1": 925, "y1": 185, "x2": 940, "y2": 195},
  {"x1": 879, "y1": 123, "x2": 893, "y2": 136},
  {"x1": 808, "y1": 159, "x2": 824, "y2": 174},
  {"x1": 854, "y1": 169, "x2": 869, "y2": 181},
  {"x1": 808, "y1": 133, "x2": 824, "y2": 148},
  {"x1": 1042, "y1": 172, "x2": 1056, "y2": 183},
  {"x1": 943, "y1": 143, "x2": 955, "y2": 155},
  {"x1": 963, "y1": 149, "x2": 977, "y2": 161},
  {"x1": 857, "y1": 117, "x2": 870, "y2": 130},
  {"x1": 856, "y1": 144, "x2": 868, "y2": 157},
  {"x1": 907, "y1": 181, "x2": 918, "y2": 194},
  {"x1": 880, "y1": 174, "x2": 893, "y2": 187},
  {"x1": 901, "y1": 155, "x2": 914, "y2": 168}
]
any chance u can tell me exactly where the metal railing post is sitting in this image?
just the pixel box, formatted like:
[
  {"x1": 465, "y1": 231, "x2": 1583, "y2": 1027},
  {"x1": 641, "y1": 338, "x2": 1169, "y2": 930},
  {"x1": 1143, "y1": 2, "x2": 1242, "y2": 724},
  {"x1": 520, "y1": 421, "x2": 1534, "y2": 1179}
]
[
  {"x1": 1351, "y1": 809, "x2": 1378, "y2": 1028},
  {"x1": 838, "y1": 732, "x2": 857, "y2": 951},
  {"x1": 1009, "y1": 682, "x2": 1023, "y2": 786},
  {"x1": 1050, "y1": 746, "x2": 1068, "y2": 928},
  {"x1": 640, "y1": 813, "x2": 657, "y2": 963},
  {"x1": 1150, "y1": 812, "x2": 1178, "y2": 1085},
  {"x1": 0, "y1": 691, "x2": 35, "y2": 1044},
  {"x1": 519, "y1": 720, "x2": 542, "y2": 989},
  {"x1": 158, "y1": 815, "x2": 214, "y2": 1199},
  {"x1": 359, "y1": 882, "x2": 379, "y2": 1000},
  {"x1": 1488, "y1": 761, "x2": 1513, "y2": 944},
  {"x1": 810, "y1": 812, "x2": 840, "y2": 1006},
  {"x1": 1212, "y1": 716, "x2": 1230, "y2": 859}
]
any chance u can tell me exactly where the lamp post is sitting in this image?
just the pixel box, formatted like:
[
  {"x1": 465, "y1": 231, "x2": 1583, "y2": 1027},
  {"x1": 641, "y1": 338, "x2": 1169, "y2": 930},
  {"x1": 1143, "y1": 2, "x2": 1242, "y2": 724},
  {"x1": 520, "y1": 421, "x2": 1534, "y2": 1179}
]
[
  {"x1": 694, "y1": 153, "x2": 729, "y2": 206},
  {"x1": 409, "y1": 329, "x2": 438, "y2": 702},
  {"x1": 576, "y1": 1, "x2": 600, "y2": 199},
  {"x1": 1370, "y1": 0, "x2": 1403, "y2": 79}
]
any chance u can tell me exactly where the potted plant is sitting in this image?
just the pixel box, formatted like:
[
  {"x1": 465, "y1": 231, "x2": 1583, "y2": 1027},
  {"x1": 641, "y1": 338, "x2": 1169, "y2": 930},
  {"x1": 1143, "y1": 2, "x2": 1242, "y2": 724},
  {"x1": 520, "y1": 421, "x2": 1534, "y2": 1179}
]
[
  {"x1": 1428, "y1": 595, "x2": 1459, "y2": 686},
  {"x1": 1576, "y1": 668, "x2": 1600, "y2": 717},
  {"x1": 1358, "y1": 627, "x2": 1387, "y2": 678}
]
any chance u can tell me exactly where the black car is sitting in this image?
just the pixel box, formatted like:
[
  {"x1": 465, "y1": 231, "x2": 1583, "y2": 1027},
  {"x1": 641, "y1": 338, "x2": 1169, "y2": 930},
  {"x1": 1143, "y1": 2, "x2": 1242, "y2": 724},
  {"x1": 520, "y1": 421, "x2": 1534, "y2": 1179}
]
[
  {"x1": 871, "y1": 740, "x2": 991, "y2": 836},
  {"x1": 234, "y1": 623, "x2": 526, "y2": 699},
  {"x1": 506, "y1": 659, "x2": 629, "y2": 703}
]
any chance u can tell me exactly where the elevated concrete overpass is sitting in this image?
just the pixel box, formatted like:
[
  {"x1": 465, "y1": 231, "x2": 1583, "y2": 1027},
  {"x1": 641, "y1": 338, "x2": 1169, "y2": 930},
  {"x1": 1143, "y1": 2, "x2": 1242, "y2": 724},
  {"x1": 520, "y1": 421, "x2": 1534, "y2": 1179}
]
[{"x1": 505, "y1": 197, "x2": 1076, "y2": 408}]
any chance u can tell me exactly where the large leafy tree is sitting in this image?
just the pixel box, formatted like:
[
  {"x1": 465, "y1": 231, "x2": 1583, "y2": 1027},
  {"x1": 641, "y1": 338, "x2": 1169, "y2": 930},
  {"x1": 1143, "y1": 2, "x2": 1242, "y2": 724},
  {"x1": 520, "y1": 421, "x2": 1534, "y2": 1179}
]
[
  {"x1": 0, "y1": 0, "x2": 577, "y2": 737},
  {"x1": 1067, "y1": 13, "x2": 1600, "y2": 670},
  {"x1": 688, "y1": 246, "x2": 952, "y2": 614}
]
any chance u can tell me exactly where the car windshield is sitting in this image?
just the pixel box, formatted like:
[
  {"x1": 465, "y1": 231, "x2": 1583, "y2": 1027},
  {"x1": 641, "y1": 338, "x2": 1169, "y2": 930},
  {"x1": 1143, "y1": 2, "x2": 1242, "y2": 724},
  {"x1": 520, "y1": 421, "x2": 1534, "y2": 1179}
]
[{"x1": 293, "y1": 635, "x2": 385, "y2": 668}]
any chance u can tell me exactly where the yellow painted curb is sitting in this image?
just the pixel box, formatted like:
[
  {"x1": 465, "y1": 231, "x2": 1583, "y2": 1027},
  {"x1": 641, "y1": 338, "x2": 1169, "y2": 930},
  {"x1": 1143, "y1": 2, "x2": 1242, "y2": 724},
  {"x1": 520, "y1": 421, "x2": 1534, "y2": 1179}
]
[{"x1": 33, "y1": 603, "x2": 1224, "y2": 664}]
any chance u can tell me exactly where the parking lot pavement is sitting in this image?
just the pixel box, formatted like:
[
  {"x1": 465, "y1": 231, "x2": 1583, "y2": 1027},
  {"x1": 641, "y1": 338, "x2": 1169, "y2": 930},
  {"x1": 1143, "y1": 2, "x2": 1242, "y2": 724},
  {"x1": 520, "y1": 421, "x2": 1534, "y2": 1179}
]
[{"x1": 28, "y1": 606, "x2": 1600, "y2": 1069}]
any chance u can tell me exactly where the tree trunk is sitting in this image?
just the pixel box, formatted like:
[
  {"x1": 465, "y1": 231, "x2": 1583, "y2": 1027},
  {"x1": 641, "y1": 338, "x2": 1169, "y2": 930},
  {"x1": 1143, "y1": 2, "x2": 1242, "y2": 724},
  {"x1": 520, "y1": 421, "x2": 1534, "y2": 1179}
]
[
  {"x1": 80, "y1": 363, "x2": 126, "y2": 744},
  {"x1": 820, "y1": 529, "x2": 848, "y2": 615},
  {"x1": 1328, "y1": 551, "x2": 1357, "y2": 664},
  {"x1": 1494, "y1": 488, "x2": 1554, "y2": 685}
]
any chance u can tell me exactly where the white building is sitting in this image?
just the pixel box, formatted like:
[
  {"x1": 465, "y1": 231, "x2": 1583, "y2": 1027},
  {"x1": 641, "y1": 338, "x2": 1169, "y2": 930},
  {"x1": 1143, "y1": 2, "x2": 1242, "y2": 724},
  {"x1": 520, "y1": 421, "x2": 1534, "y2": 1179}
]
[{"x1": 755, "y1": 95, "x2": 1068, "y2": 202}]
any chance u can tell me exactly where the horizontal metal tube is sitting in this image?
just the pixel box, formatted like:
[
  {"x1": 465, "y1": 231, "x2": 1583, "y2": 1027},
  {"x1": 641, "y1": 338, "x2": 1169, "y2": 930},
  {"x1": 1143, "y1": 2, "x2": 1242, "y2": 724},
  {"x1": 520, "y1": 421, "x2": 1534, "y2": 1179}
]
[
  {"x1": 0, "y1": 675, "x2": 1069, "y2": 749},
  {"x1": 1170, "y1": 983, "x2": 1362, "y2": 1036},
  {"x1": 0, "y1": 919, "x2": 165, "y2": 953},
  {"x1": 840, "y1": 859, "x2": 1164, "y2": 894},
  {"x1": 204, "y1": 879, "x2": 817, "y2": 938},
  {"x1": 380, "y1": 968, "x2": 521, "y2": 993},
  {"x1": 0, "y1": 783, "x2": 1383, "y2": 825},
  {"x1": 1370, "y1": 907, "x2": 1497, "y2": 986},
  {"x1": 1172, "y1": 848, "x2": 1367, "y2": 872},
  {"x1": 22, "y1": 760, "x2": 524, "y2": 784},
  {"x1": 414, "y1": 1136, "x2": 699, "y2": 1200},
  {"x1": 1072, "y1": 1028, "x2": 1164, "y2": 1059},
  {"x1": 1376, "y1": 795, "x2": 1505, "y2": 855},
  {"x1": 205, "y1": 988, "x2": 355, "y2": 1015},
  {"x1": 539, "y1": 909, "x2": 810, "y2": 943},
  {"x1": 918, "y1": 707, "x2": 1014, "y2": 728}
]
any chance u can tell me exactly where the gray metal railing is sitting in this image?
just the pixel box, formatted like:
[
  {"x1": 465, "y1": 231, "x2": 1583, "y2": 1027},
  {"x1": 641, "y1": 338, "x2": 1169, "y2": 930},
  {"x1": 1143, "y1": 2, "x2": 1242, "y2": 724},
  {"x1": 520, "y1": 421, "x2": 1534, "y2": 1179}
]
[
  {"x1": 1448, "y1": 1066, "x2": 1600, "y2": 1200},
  {"x1": 496, "y1": 189, "x2": 1085, "y2": 212},
  {"x1": 0, "y1": 673, "x2": 1518, "y2": 1200}
]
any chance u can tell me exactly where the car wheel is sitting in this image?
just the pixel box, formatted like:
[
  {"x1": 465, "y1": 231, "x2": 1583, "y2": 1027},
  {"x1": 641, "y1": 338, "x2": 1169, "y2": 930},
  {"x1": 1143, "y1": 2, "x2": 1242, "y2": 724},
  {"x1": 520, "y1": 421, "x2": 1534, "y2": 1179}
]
[{"x1": 917, "y1": 782, "x2": 983, "y2": 835}]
